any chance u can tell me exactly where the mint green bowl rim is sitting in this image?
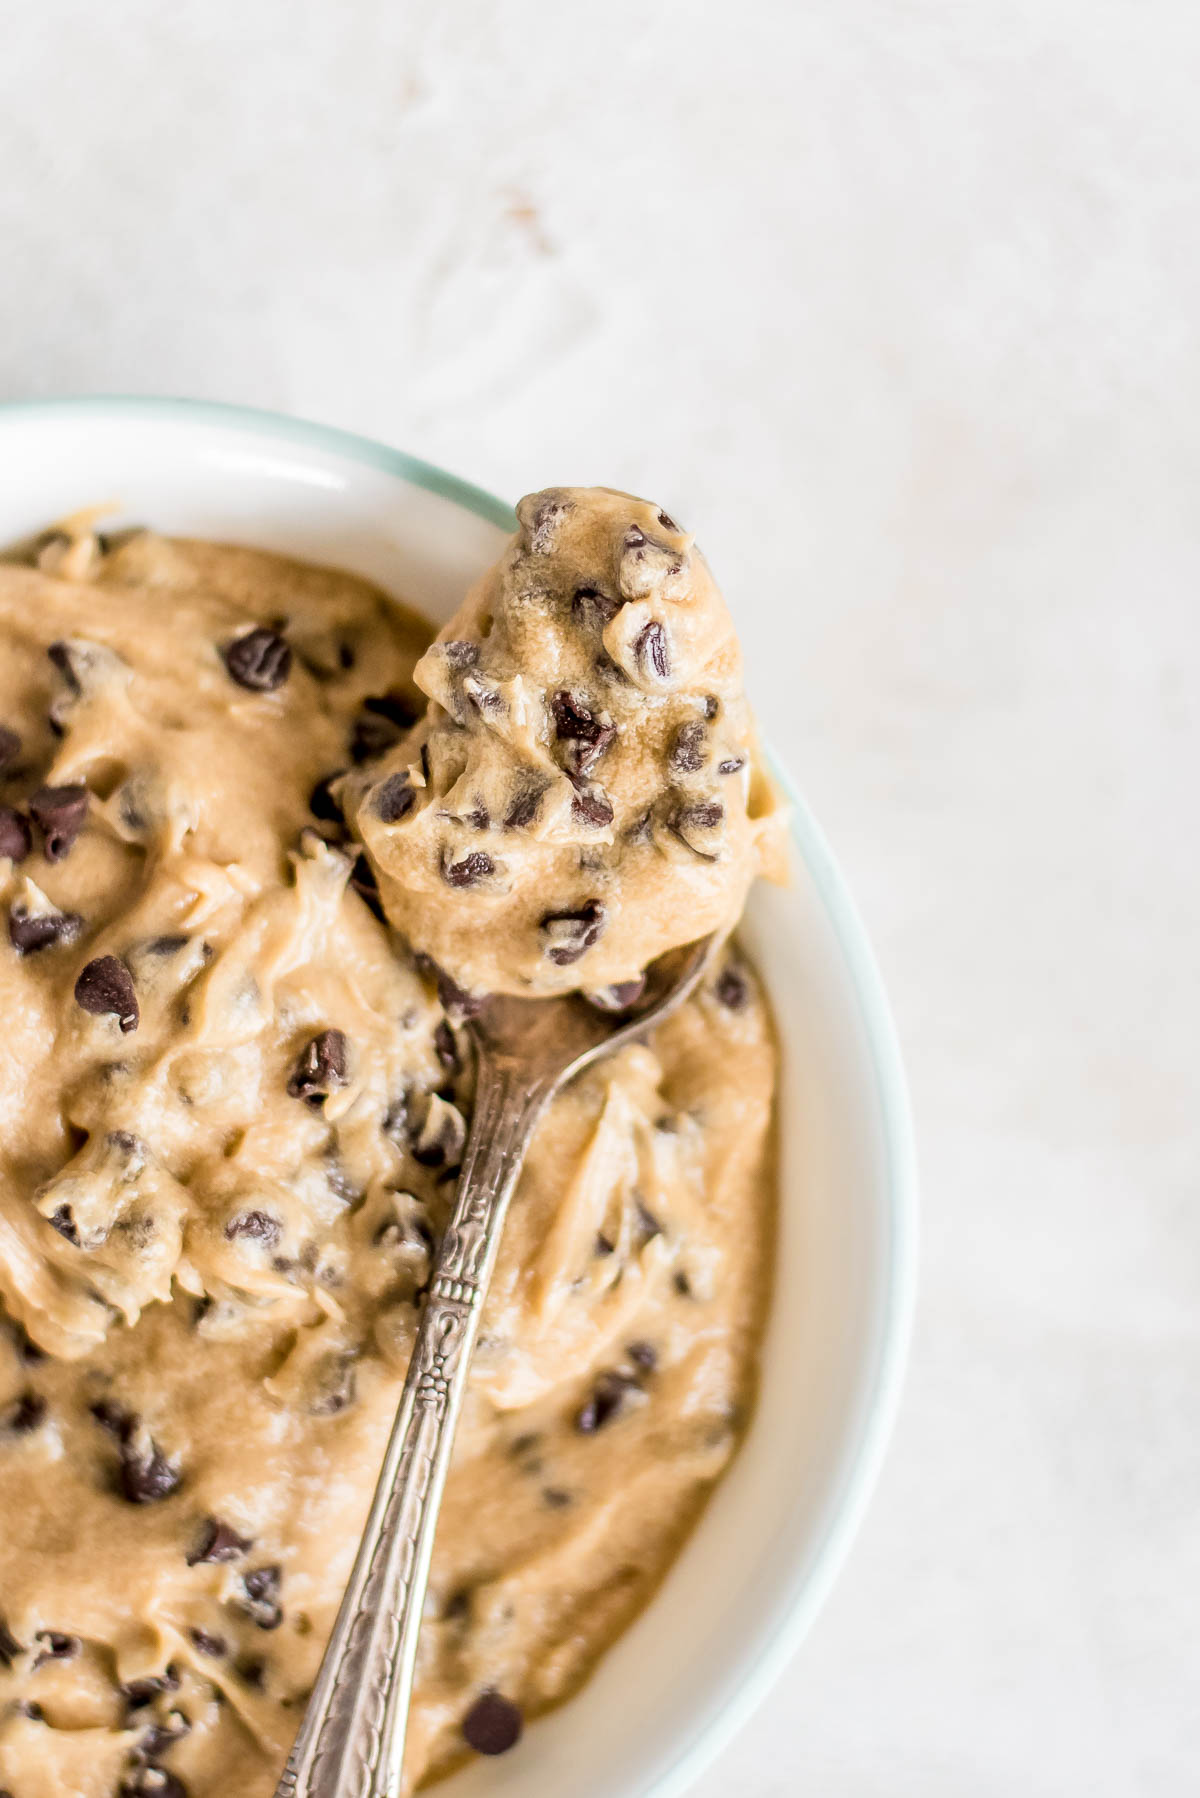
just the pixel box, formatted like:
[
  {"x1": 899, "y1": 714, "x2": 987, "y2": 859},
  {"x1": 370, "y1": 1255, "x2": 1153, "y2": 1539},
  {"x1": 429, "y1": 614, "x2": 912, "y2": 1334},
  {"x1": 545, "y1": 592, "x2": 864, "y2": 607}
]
[{"x1": 0, "y1": 393, "x2": 918, "y2": 1797}]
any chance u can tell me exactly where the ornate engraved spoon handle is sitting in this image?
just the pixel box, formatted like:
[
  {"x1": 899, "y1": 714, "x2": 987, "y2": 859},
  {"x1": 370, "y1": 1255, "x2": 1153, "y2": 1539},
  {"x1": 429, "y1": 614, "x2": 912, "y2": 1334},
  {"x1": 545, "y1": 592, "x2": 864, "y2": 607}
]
[{"x1": 274, "y1": 1053, "x2": 555, "y2": 1798}]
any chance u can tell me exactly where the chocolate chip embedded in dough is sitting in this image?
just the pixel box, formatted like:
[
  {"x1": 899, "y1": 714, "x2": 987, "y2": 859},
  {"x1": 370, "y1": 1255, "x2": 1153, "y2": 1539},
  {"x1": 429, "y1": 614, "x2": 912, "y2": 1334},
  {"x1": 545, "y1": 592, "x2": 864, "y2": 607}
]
[
  {"x1": 670, "y1": 719, "x2": 708, "y2": 773},
  {"x1": 287, "y1": 1029, "x2": 349, "y2": 1103},
  {"x1": 516, "y1": 488, "x2": 574, "y2": 555},
  {"x1": 9, "y1": 904, "x2": 84, "y2": 956},
  {"x1": 542, "y1": 1486, "x2": 572, "y2": 1508},
  {"x1": 574, "y1": 1370, "x2": 638, "y2": 1434},
  {"x1": 714, "y1": 963, "x2": 751, "y2": 1011},
  {"x1": 594, "y1": 1232, "x2": 614, "y2": 1256},
  {"x1": 634, "y1": 620, "x2": 671, "y2": 684},
  {"x1": 136, "y1": 1706, "x2": 192, "y2": 1762},
  {"x1": 349, "y1": 852, "x2": 386, "y2": 923},
  {"x1": 503, "y1": 783, "x2": 546, "y2": 830},
  {"x1": 29, "y1": 783, "x2": 88, "y2": 861},
  {"x1": 33, "y1": 1630, "x2": 79, "y2": 1666},
  {"x1": 362, "y1": 691, "x2": 418, "y2": 731},
  {"x1": 373, "y1": 771, "x2": 416, "y2": 824},
  {"x1": 442, "y1": 849, "x2": 494, "y2": 889},
  {"x1": 186, "y1": 1516, "x2": 254, "y2": 1568},
  {"x1": 412, "y1": 1096, "x2": 467, "y2": 1171},
  {"x1": 0, "y1": 726, "x2": 21, "y2": 770},
  {"x1": 74, "y1": 956, "x2": 139, "y2": 1033},
  {"x1": 442, "y1": 639, "x2": 479, "y2": 668},
  {"x1": 120, "y1": 1432, "x2": 183, "y2": 1506},
  {"x1": 634, "y1": 1198, "x2": 663, "y2": 1241},
  {"x1": 549, "y1": 690, "x2": 616, "y2": 776},
  {"x1": 308, "y1": 772, "x2": 347, "y2": 825},
  {"x1": 676, "y1": 800, "x2": 723, "y2": 830},
  {"x1": 0, "y1": 1618, "x2": 22, "y2": 1665},
  {"x1": 224, "y1": 1210, "x2": 282, "y2": 1246},
  {"x1": 572, "y1": 585, "x2": 623, "y2": 633},
  {"x1": 239, "y1": 1564, "x2": 284, "y2": 1630},
  {"x1": 187, "y1": 1628, "x2": 226, "y2": 1658},
  {"x1": 3, "y1": 1391, "x2": 46, "y2": 1433},
  {"x1": 121, "y1": 1667, "x2": 181, "y2": 1710},
  {"x1": 222, "y1": 627, "x2": 292, "y2": 692},
  {"x1": 48, "y1": 1204, "x2": 80, "y2": 1244},
  {"x1": 626, "y1": 1340, "x2": 658, "y2": 1372},
  {"x1": 234, "y1": 1655, "x2": 266, "y2": 1690},
  {"x1": 657, "y1": 508, "x2": 681, "y2": 532},
  {"x1": 569, "y1": 786, "x2": 614, "y2": 830},
  {"x1": 462, "y1": 1689, "x2": 524, "y2": 1757},
  {"x1": 540, "y1": 899, "x2": 606, "y2": 966},
  {"x1": 0, "y1": 806, "x2": 31, "y2": 862}
]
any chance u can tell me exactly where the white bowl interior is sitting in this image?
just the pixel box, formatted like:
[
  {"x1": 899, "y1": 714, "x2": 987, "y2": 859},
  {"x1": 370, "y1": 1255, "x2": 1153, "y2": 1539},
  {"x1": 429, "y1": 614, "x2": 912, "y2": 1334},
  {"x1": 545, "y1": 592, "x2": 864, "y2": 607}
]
[{"x1": 0, "y1": 400, "x2": 915, "y2": 1798}]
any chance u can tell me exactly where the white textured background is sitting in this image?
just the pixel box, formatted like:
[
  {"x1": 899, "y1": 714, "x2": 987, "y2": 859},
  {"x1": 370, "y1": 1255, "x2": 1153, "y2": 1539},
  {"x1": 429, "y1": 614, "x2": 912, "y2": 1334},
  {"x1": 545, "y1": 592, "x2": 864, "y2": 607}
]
[{"x1": 3, "y1": 3, "x2": 1198, "y2": 1792}]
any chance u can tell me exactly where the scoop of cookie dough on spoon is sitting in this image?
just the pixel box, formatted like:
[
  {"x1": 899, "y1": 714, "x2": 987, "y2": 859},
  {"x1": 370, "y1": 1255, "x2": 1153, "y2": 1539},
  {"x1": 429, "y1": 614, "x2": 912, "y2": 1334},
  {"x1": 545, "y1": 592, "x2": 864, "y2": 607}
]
[{"x1": 348, "y1": 487, "x2": 785, "y2": 997}]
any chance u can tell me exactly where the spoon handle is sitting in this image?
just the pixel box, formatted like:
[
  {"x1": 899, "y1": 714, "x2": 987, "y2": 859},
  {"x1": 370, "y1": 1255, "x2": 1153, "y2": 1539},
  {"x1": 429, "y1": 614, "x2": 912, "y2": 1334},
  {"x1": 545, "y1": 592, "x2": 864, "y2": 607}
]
[{"x1": 274, "y1": 1054, "x2": 555, "y2": 1798}]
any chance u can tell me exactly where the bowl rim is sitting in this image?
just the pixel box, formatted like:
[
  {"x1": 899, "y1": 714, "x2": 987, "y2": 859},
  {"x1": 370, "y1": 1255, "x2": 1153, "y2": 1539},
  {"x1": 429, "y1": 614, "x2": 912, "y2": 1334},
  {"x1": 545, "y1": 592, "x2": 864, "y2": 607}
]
[{"x1": 0, "y1": 392, "x2": 918, "y2": 1794}]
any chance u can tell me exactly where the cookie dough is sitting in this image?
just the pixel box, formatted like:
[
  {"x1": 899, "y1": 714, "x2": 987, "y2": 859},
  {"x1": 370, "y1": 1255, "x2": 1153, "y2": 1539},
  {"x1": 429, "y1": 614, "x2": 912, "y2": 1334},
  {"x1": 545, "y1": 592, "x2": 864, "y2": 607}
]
[
  {"x1": 349, "y1": 488, "x2": 786, "y2": 997},
  {"x1": 0, "y1": 518, "x2": 776, "y2": 1797}
]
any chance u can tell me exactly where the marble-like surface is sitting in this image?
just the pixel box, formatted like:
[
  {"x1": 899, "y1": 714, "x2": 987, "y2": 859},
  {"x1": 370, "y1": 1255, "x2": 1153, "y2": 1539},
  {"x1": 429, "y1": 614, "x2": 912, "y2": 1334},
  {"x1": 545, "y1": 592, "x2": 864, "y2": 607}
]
[{"x1": 2, "y1": 3, "x2": 1197, "y2": 1791}]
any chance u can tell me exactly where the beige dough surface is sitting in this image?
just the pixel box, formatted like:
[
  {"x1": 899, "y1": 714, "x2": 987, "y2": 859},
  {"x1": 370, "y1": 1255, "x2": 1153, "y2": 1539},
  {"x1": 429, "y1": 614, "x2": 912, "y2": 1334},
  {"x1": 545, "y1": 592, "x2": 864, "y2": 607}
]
[
  {"x1": 0, "y1": 520, "x2": 776, "y2": 1797},
  {"x1": 349, "y1": 488, "x2": 786, "y2": 998}
]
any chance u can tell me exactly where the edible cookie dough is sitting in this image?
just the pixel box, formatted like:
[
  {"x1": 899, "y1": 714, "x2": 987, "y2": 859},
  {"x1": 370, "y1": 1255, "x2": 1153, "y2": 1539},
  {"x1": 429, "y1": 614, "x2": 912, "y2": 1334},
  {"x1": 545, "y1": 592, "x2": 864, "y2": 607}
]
[
  {"x1": 0, "y1": 513, "x2": 776, "y2": 1797},
  {"x1": 349, "y1": 487, "x2": 786, "y2": 997}
]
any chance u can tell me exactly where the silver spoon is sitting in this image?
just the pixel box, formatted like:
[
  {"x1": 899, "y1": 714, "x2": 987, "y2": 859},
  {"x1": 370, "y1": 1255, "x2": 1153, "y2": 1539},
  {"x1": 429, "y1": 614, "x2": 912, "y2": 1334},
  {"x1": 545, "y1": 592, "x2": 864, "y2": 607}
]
[{"x1": 275, "y1": 934, "x2": 715, "y2": 1798}]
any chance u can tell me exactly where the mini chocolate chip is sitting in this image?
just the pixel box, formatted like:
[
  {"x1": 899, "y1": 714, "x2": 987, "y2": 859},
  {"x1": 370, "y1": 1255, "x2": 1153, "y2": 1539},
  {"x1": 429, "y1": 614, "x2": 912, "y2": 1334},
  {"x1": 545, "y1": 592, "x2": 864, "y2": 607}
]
[
  {"x1": 0, "y1": 806, "x2": 31, "y2": 862},
  {"x1": 462, "y1": 799, "x2": 490, "y2": 829},
  {"x1": 186, "y1": 1517, "x2": 254, "y2": 1567},
  {"x1": 412, "y1": 1097, "x2": 468, "y2": 1171},
  {"x1": 671, "y1": 720, "x2": 708, "y2": 773},
  {"x1": 550, "y1": 691, "x2": 616, "y2": 775},
  {"x1": 7, "y1": 1318, "x2": 45, "y2": 1364},
  {"x1": 349, "y1": 712, "x2": 401, "y2": 763},
  {"x1": 362, "y1": 692, "x2": 418, "y2": 730},
  {"x1": 15, "y1": 1700, "x2": 43, "y2": 1720},
  {"x1": 434, "y1": 1019, "x2": 459, "y2": 1073},
  {"x1": 235, "y1": 1655, "x2": 266, "y2": 1690},
  {"x1": 703, "y1": 695, "x2": 720, "y2": 720},
  {"x1": 462, "y1": 1689, "x2": 523, "y2": 1756},
  {"x1": 509, "y1": 1432, "x2": 542, "y2": 1459},
  {"x1": 572, "y1": 585, "x2": 623, "y2": 632},
  {"x1": 187, "y1": 1628, "x2": 226, "y2": 1658},
  {"x1": 49, "y1": 1204, "x2": 79, "y2": 1244},
  {"x1": 586, "y1": 976, "x2": 646, "y2": 1013},
  {"x1": 9, "y1": 905, "x2": 83, "y2": 956},
  {"x1": 223, "y1": 628, "x2": 292, "y2": 692},
  {"x1": 673, "y1": 1270, "x2": 693, "y2": 1296},
  {"x1": 543, "y1": 1486, "x2": 572, "y2": 1508},
  {"x1": 240, "y1": 1565, "x2": 283, "y2": 1630},
  {"x1": 414, "y1": 954, "x2": 485, "y2": 1021},
  {"x1": 145, "y1": 934, "x2": 189, "y2": 957},
  {"x1": 120, "y1": 1434, "x2": 182, "y2": 1506},
  {"x1": 717, "y1": 754, "x2": 745, "y2": 774},
  {"x1": 308, "y1": 773, "x2": 346, "y2": 824},
  {"x1": 541, "y1": 899, "x2": 607, "y2": 966},
  {"x1": 657, "y1": 509, "x2": 680, "y2": 532},
  {"x1": 33, "y1": 1630, "x2": 78, "y2": 1666},
  {"x1": 225, "y1": 1211, "x2": 281, "y2": 1246},
  {"x1": 137, "y1": 1706, "x2": 192, "y2": 1761},
  {"x1": 627, "y1": 1340, "x2": 658, "y2": 1372},
  {"x1": 0, "y1": 727, "x2": 21, "y2": 769},
  {"x1": 503, "y1": 784, "x2": 545, "y2": 829},
  {"x1": 0, "y1": 1619, "x2": 22, "y2": 1665},
  {"x1": 74, "y1": 956, "x2": 139, "y2": 1032},
  {"x1": 570, "y1": 787, "x2": 614, "y2": 829},
  {"x1": 595, "y1": 1232, "x2": 614, "y2": 1256},
  {"x1": 122, "y1": 1668, "x2": 181, "y2": 1709},
  {"x1": 374, "y1": 772, "x2": 415, "y2": 823},
  {"x1": 287, "y1": 1029, "x2": 348, "y2": 1103},
  {"x1": 714, "y1": 964, "x2": 750, "y2": 1011},
  {"x1": 634, "y1": 621, "x2": 671, "y2": 683},
  {"x1": 443, "y1": 640, "x2": 479, "y2": 668},
  {"x1": 349, "y1": 853, "x2": 386, "y2": 922},
  {"x1": 29, "y1": 784, "x2": 88, "y2": 861},
  {"x1": 443, "y1": 1588, "x2": 472, "y2": 1624},
  {"x1": 3, "y1": 1391, "x2": 46, "y2": 1434},
  {"x1": 47, "y1": 640, "x2": 81, "y2": 690},
  {"x1": 676, "y1": 800, "x2": 724, "y2": 831},
  {"x1": 442, "y1": 849, "x2": 494, "y2": 888},
  {"x1": 575, "y1": 1370, "x2": 638, "y2": 1434}
]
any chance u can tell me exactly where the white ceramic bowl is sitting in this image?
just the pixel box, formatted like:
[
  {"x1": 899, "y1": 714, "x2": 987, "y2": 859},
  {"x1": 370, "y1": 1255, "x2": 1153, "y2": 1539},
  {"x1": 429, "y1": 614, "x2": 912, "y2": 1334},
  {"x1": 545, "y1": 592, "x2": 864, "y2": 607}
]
[{"x1": 0, "y1": 398, "x2": 917, "y2": 1798}]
